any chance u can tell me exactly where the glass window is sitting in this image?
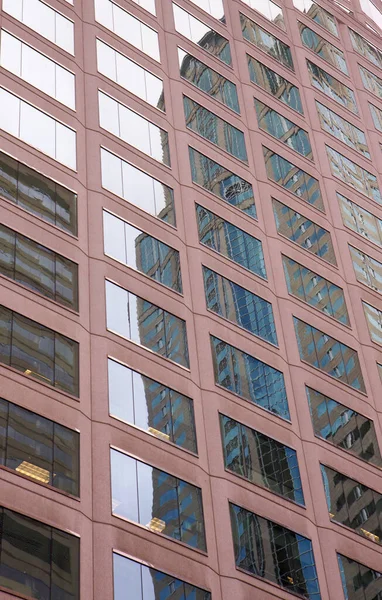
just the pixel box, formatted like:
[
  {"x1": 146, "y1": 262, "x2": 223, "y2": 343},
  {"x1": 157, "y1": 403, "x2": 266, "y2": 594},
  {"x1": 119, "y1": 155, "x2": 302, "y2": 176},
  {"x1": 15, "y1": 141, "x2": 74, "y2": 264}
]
[
  {"x1": 230, "y1": 503, "x2": 321, "y2": 599},
  {"x1": 105, "y1": 280, "x2": 189, "y2": 368},
  {"x1": 98, "y1": 92, "x2": 170, "y2": 166},
  {"x1": 0, "y1": 507, "x2": 79, "y2": 599},
  {"x1": 184, "y1": 97, "x2": 247, "y2": 161},
  {"x1": 294, "y1": 317, "x2": 366, "y2": 391},
  {"x1": 240, "y1": 0, "x2": 285, "y2": 31},
  {"x1": 326, "y1": 146, "x2": 381, "y2": 204},
  {"x1": 173, "y1": 3, "x2": 231, "y2": 65},
  {"x1": 189, "y1": 147, "x2": 256, "y2": 216},
  {"x1": 306, "y1": 385, "x2": 381, "y2": 465},
  {"x1": 211, "y1": 335, "x2": 290, "y2": 419},
  {"x1": 96, "y1": 40, "x2": 164, "y2": 111},
  {"x1": 316, "y1": 101, "x2": 369, "y2": 158},
  {"x1": 299, "y1": 23, "x2": 348, "y2": 73},
  {"x1": 111, "y1": 449, "x2": 206, "y2": 550},
  {"x1": 108, "y1": 358, "x2": 197, "y2": 452},
  {"x1": 0, "y1": 223, "x2": 78, "y2": 309},
  {"x1": 240, "y1": 13, "x2": 294, "y2": 70},
  {"x1": 221, "y1": 414, "x2": 304, "y2": 503},
  {"x1": 203, "y1": 266, "x2": 277, "y2": 343},
  {"x1": 0, "y1": 305, "x2": 79, "y2": 396},
  {"x1": 0, "y1": 88, "x2": 76, "y2": 170},
  {"x1": 2, "y1": 0, "x2": 74, "y2": 54},
  {"x1": 283, "y1": 256, "x2": 349, "y2": 323},
  {"x1": 349, "y1": 28, "x2": 382, "y2": 69},
  {"x1": 248, "y1": 55, "x2": 303, "y2": 113},
  {"x1": 360, "y1": 64, "x2": 382, "y2": 99},
  {"x1": 103, "y1": 211, "x2": 182, "y2": 292},
  {"x1": 363, "y1": 301, "x2": 382, "y2": 345},
  {"x1": 0, "y1": 397, "x2": 79, "y2": 495},
  {"x1": 273, "y1": 199, "x2": 337, "y2": 264},
  {"x1": 349, "y1": 245, "x2": 382, "y2": 293},
  {"x1": 337, "y1": 192, "x2": 382, "y2": 246},
  {"x1": 369, "y1": 102, "x2": 382, "y2": 132},
  {"x1": 321, "y1": 464, "x2": 382, "y2": 544},
  {"x1": 187, "y1": 0, "x2": 224, "y2": 20},
  {"x1": 338, "y1": 553, "x2": 382, "y2": 600},
  {"x1": 307, "y1": 60, "x2": 358, "y2": 114},
  {"x1": 94, "y1": 0, "x2": 160, "y2": 61},
  {"x1": 255, "y1": 98, "x2": 312, "y2": 158},
  {"x1": 293, "y1": 0, "x2": 337, "y2": 35},
  {"x1": 100, "y1": 148, "x2": 175, "y2": 226},
  {"x1": 196, "y1": 204, "x2": 266, "y2": 277},
  {"x1": 0, "y1": 152, "x2": 77, "y2": 235},
  {"x1": 263, "y1": 147, "x2": 323, "y2": 209},
  {"x1": 113, "y1": 553, "x2": 211, "y2": 600},
  {"x1": 0, "y1": 31, "x2": 75, "y2": 109}
]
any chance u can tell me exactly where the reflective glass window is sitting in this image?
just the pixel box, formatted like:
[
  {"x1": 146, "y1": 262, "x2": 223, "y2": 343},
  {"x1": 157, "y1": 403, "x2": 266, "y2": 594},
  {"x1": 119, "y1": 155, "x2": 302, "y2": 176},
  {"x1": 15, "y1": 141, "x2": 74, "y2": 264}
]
[
  {"x1": 184, "y1": 97, "x2": 247, "y2": 161},
  {"x1": 230, "y1": 503, "x2": 321, "y2": 599},
  {"x1": 0, "y1": 152, "x2": 77, "y2": 235},
  {"x1": 178, "y1": 48, "x2": 239, "y2": 112},
  {"x1": 316, "y1": 101, "x2": 369, "y2": 158},
  {"x1": 108, "y1": 358, "x2": 197, "y2": 452},
  {"x1": 360, "y1": 64, "x2": 382, "y2": 99},
  {"x1": 299, "y1": 23, "x2": 348, "y2": 73},
  {"x1": 187, "y1": 0, "x2": 224, "y2": 19},
  {"x1": 273, "y1": 199, "x2": 336, "y2": 264},
  {"x1": 337, "y1": 192, "x2": 382, "y2": 246},
  {"x1": 294, "y1": 317, "x2": 366, "y2": 391},
  {"x1": 111, "y1": 449, "x2": 206, "y2": 550},
  {"x1": 363, "y1": 301, "x2": 382, "y2": 345},
  {"x1": 103, "y1": 211, "x2": 182, "y2": 292},
  {"x1": 306, "y1": 386, "x2": 381, "y2": 465},
  {"x1": 326, "y1": 146, "x2": 381, "y2": 204},
  {"x1": 0, "y1": 305, "x2": 79, "y2": 396},
  {"x1": 283, "y1": 256, "x2": 348, "y2": 324},
  {"x1": 255, "y1": 99, "x2": 312, "y2": 158},
  {"x1": 211, "y1": 335, "x2": 290, "y2": 419},
  {"x1": 240, "y1": 0, "x2": 285, "y2": 31},
  {"x1": 0, "y1": 223, "x2": 78, "y2": 309},
  {"x1": 369, "y1": 102, "x2": 382, "y2": 131},
  {"x1": 293, "y1": 0, "x2": 338, "y2": 35},
  {"x1": 338, "y1": 553, "x2": 382, "y2": 600},
  {"x1": 248, "y1": 55, "x2": 303, "y2": 113},
  {"x1": 173, "y1": 3, "x2": 231, "y2": 65},
  {"x1": 203, "y1": 267, "x2": 277, "y2": 343},
  {"x1": 307, "y1": 60, "x2": 358, "y2": 113},
  {"x1": 221, "y1": 414, "x2": 304, "y2": 503},
  {"x1": 240, "y1": 13, "x2": 294, "y2": 70},
  {"x1": 100, "y1": 148, "x2": 175, "y2": 226},
  {"x1": 350, "y1": 28, "x2": 382, "y2": 69},
  {"x1": 196, "y1": 204, "x2": 266, "y2": 277},
  {"x1": 263, "y1": 147, "x2": 323, "y2": 209},
  {"x1": 349, "y1": 245, "x2": 382, "y2": 293},
  {"x1": 189, "y1": 147, "x2": 256, "y2": 216},
  {"x1": 105, "y1": 280, "x2": 189, "y2": 367}
]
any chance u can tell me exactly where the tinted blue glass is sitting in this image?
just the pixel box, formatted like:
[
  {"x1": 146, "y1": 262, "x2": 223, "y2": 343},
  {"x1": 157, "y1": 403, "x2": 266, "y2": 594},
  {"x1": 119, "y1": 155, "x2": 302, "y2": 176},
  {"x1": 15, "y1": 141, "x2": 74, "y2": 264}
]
[{"x1": 299, "y1": 23, "x2": 348, "y2": 74}]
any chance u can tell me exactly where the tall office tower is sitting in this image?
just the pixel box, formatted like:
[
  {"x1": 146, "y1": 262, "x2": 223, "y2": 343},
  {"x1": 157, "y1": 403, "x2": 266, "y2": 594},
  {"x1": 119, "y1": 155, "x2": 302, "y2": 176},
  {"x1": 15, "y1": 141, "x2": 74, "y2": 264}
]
[{"x1": 1, "y1": 0, "x2": 382, "y2": 598}]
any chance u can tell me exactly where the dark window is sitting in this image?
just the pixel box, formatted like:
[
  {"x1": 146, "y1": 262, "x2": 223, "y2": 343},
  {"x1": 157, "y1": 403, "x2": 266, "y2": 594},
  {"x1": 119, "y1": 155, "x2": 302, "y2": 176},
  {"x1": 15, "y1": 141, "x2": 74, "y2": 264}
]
[
  {"x1": 321, "y1": 464, "x2": 382, "y2": 544},
  {"x1": 0, "y1": 151, "x2": 77, "y2": 235},
  {"x1": 248, "y1": 55, "x2": 303, "y2": 113},
  {"x1": 326, "y1": 145, "x2": 382, "y2": 204},
  {"x1": 221, "y1": 414, "x2": 304, "y2": 504},
  {"x1": 178, "y1": 48, "x2": 240, "y2": 113},
  {"x1": 0, "y1": 507, "x2": 79, "y2": 600},
  {"x1": 306, "y1": 386, "x2": 381, "y2": 466},
  {"x1": 0, "y1": 397, "x2": 79, "y2": 495},
  {"x1": 203, "y1": 267, "x2": 277, "y2": 344},
  {"x1": 111, "y1": 449, "x2": 206, "y2": 551},
  {"x1": 299, "y1": 23, "x2": 348, "y2": 73},
  {"x1": 189, "y1": 147, "x2": 256, "y2": 217},
  {"x1": 230, "y1": 503, "x2": 321, "y2": 599},
  {"x1": 255, "y1": 99, "x2": 312, "y2": 159},
  {"x1": 105, "y1": 281, "x2": 189, "y2": 368},
  {"x1": 349, "y1": 28, "x2": 382, "y2": 70},
  {"x1": 108, "y1": 358, "x2": 197, "y2": 453},
  {"x1": 113, "y1": 553, "x2": 211, "y2": 600},
  {"x1": 196, "y1": 204, "x2": 266, "y2": 277},
  {"x1": 294, "y1": 317, "x2": 366, "y2": 392},
  {"x1": 338, "y1": 553, "x2": 382, "y2": 600},
  {"x1": 282, "y1": 256, "x2": 349, "y2": 324},
  {"x1": 263, "y1": 147, "x2": 323, "y2": 210},
  {"x1": 240, "y1": 13, "x2": 294, "y2": 71},
  {"x1": 0, "y1": 223, "x2": 78, "y2": 310},
  {"x1": 184, "y1": 97, "x2": 247, "y2": 162},
  {"x1": 316, "y1": 102, "x2": 370, "y2": 158},
  {"x1": 0, "y1": 305, "x2": 79, "y2": 396},
  {"x1": 307, "y1": 60, "x2": 358, "y2": 114},
  {"x1": 211, "y1": 335, "x2": 290, "y2": 419},
  {"x1": 273, "y1": 199, "x2": 336, "y2": 264}
]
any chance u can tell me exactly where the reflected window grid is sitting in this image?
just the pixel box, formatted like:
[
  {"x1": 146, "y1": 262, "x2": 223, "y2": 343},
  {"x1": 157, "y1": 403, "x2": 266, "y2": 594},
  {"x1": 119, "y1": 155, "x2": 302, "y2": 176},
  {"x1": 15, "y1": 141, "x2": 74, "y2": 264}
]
[
  {"x1": 349, "y1": 244, "x2": 382, "y2": 293},
  {"x1": 299, "y1": 23, "x2": 348, "y2": 74},
  {"x1": 293, "y1": 0, "x2": 338, "y2": 36},
  {"x1": 240, "y1": 13, "x2": 294, "y2": 71},
  {"x1": 337, "y1": 192, "x2": 382, "y2": 246},
  {"x1": 240, "y1": 0, "x2": 286, "y2": 31},
  {"x1": 307, "y1": 60, "x2": 358, "y2": 114},
  {"x1": 248, "y1": 55, "x2": 303, "y2": 114},
  {"x1": 316, "y1": 101, "x2": 370, "y2": 158},
  {"x1": 363, "y1": 301, "x2": 382, "y2": 345},
  {"x1": 326, "y1": 146, "x2": 382, "y2": 204},
  {"x1": 338, "y1": 553, "x2": 382, "y2": 600}
]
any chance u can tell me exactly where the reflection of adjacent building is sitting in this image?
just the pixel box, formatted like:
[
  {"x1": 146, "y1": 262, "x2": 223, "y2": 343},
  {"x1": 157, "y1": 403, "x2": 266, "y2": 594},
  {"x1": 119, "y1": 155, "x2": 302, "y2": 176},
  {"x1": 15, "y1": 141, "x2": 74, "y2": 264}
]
[{"x1": 134, "y1": 229, "x2": 181, "y2": 292}]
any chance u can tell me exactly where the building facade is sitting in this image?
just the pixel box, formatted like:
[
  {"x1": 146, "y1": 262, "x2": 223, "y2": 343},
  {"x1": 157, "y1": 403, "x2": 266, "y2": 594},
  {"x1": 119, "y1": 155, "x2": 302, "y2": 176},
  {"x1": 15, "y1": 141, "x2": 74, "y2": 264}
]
[{"x1": 0, "y1": 0, "x2": 382, "y2": 598}]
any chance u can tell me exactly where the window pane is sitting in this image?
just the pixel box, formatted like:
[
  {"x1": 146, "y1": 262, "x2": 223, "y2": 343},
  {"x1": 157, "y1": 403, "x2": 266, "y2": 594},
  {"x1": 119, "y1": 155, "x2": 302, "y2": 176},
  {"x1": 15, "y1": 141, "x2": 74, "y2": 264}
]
[
  {"x1": 360, "y1": 63, "x2": 382, "y2": 99},
  {"x1": 316, "y1": 102, "x2": 369, "y2": 158},
  {"x1": 327, "y1": 146, "x2": 382, "y2": 204},
  {"x1": 51, "y1": 528, "x2": 80, "y2": 600},
  {"x1": 350, "y1": 28, "x2": 382, "y2": 69},
  {"x1": 337, "y1": 192, "x2": 382, "y2": 246},
  {"x1": 299, "y1": 23, "x2": 348, "y2": 73},
  {"x1": 338, "y1": 553, "x2": 382, "y2": 600},
  {"x1": 54, "y1": 334, "x2": 79, "y2": 396},
  {"x1": 349, "y1": 245, "x2": 382, "y2": 293},
  {"x1": 307, "y1": 60, "x2": 358, "y2": 114},
  {"x1": 0, "y1": 306, "x2": 13, "y2": 365},
  {"x1": 240, "y1": 13, "x2": 294, "y2": 70},
  {"x1": 363, "y1": 301, "x2": 382, "y2": 345},
  {"x1": 248, "y1": 55, "x2": 303, "y2": 113},
  {"x1": 241, "y1": 0, "x2": 285, "y2": 30},
  {"x1": 53, "y1": 423, "x2": 80, "y2": 496},
  {"x1": 11, "y1": 313, "x2": 54, "y2": 385},
  {"x1": 293, "y1": 0, "x2": 338, "y2": 35}
]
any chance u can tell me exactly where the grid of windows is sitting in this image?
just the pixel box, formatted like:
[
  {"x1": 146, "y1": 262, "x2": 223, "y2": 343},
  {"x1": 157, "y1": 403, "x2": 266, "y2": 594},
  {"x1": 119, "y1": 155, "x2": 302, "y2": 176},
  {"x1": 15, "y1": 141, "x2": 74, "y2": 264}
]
[
  {"x1": 293, "y1": 0, "x2": 338, "y2": 36},
  {"x1": 338, "y1": 553, "x2": 382, "y2": 600},
  {"x1": 363, "y1": 300, "x2": 382, "y2": 345},
  {"x1": 248, "y1": 55, "x2": 303, "y2": 113},
  {"x1": 316, "y1": 101, "x2": 370, "y2": 158},
  {"x1": 299, "y1": 23, "x2": 348, "y2": 74},
  {"x1": 307, "y1": 60, "x2": 358, "y2": 114},
  {"x1": 326, "y1": 146, "x2": 381, "y2": 204},
  {"x1": 240, "y1": 13, "x2": 294, "y2": 70},
  {"x1": 349, "y1": 245, "x2": 382, "y2": 293}
]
